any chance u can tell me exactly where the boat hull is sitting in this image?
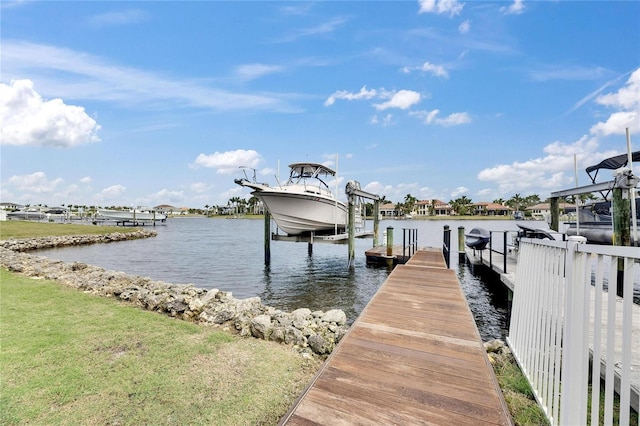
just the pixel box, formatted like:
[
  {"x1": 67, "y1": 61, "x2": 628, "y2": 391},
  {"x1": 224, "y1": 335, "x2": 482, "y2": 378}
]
[
  {"x1": 566, "y1": 222, "x2": 638, "y2": 245},
  {"x1": 98, "y1": 209, "x2": 167, "y2": 222},
  {"x1": 255, "y1": 191, "x2": 347, "y2": 235}
]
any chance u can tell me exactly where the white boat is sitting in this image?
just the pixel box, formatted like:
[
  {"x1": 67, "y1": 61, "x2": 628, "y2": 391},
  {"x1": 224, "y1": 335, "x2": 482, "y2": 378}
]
[
  {"x1": 97, "y1": 208, "x2": 167, "y2": 223},
  {"x1": 235, "y1": 162, "x2": 347, "y2": 235},
  {"x1": 7, "y1": 209, "x2": 46, "y2": 220}
]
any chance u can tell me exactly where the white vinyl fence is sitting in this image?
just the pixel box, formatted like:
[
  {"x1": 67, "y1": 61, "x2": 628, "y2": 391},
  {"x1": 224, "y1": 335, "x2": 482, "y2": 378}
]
[{"x1": 507, "y1": 237, "x2": 639, "y2": 425}]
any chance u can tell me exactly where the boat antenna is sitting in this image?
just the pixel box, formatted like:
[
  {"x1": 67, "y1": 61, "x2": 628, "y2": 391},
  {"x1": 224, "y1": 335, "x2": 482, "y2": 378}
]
[{"x1": 627, "y1": 127, "x2": 638, "y2": 246}]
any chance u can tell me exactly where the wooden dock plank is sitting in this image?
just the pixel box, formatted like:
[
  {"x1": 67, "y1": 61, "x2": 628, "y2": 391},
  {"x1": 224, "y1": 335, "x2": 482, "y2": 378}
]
[{"x1": 280, "y1": 249, "x2": 513, "y2": 425}]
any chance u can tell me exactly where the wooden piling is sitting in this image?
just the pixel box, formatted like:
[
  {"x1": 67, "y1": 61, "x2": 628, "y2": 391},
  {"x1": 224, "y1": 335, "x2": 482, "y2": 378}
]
[
  {"x1": 612, "y1": 187, "x2": 631, "y2": 296},
  {"x1": 386, "y1": 226, "x2": 394, "y2": 268},
  {"x1": 373, "y1": 200, "x2": 380, "y2": 247},
  {"x1": 457, "y1": 226, "x2": 465, "y2": 263},
  {"x1": 348, "y1": 196, "x2": 356, "y2": 267},
  {"x1": 264, "y1": 211, "x2": 271, "y2": 265},
  {"x1": 550, "y1": 197, "x2": 560, "y2": 231}
]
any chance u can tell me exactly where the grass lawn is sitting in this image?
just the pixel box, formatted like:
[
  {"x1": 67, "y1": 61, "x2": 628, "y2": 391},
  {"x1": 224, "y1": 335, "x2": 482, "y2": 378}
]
[
  {"x1": 0, "y1": 221, "x2": 141, "y2": 240},
  {"x1": 0, "y1": 269, "x2": 320, "y2": 425}
]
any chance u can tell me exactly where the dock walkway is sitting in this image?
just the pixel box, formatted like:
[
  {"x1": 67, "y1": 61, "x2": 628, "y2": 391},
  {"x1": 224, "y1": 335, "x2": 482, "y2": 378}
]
[{"x1": 280, "y1": 248, "x2": 512, "y2": 425}]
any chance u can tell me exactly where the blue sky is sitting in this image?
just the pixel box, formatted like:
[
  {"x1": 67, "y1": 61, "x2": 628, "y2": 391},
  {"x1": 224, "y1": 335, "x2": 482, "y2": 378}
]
[{"x1": 1, "y1": 0, "x2": 639, "y2": 209}]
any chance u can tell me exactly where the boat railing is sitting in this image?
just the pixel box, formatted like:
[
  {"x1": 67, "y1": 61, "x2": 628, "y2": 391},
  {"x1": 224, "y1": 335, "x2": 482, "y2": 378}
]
[
  {"x1": 507, "y1": 237, "x2": 639, "y2": 425},
  {"x1": 402, "y1": 228, "x2": 418, "y2": 262},
  {"x1": 486, "y1": 230, "x2": 519, "y2": 273}
]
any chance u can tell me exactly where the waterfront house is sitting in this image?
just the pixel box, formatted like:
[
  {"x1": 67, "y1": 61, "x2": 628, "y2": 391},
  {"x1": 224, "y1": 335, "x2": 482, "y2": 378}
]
[
  {"x1": 472, "y1": 202, "x2": 512, "y2": 216},
  {"x1": 414, "y1": 199, "x2": 452, "y2": 216},
  {"x1": 525, "y1": 202, "x2": 577, "y2": 221}
]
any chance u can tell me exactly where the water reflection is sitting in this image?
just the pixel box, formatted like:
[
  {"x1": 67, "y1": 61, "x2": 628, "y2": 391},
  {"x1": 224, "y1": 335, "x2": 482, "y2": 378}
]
[{"x1": 458, "y1": 263, "x2": 510, "y2": 341}]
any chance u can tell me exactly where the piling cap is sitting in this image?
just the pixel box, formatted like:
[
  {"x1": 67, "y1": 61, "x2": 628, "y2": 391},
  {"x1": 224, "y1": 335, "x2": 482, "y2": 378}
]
[{"x1": 567, "y1": 236, "x2": 587, "y2": 244}]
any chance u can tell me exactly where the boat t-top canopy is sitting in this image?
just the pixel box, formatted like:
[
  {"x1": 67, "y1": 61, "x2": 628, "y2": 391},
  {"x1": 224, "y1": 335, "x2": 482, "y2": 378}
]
[
  {"x1": 288, "y1": 163, "x2": 336, "y2": 177},
  {"x1": 586, "y1": 151, "x2": 640, "y2": 184},
  {"x1": 287, "y1": 162, "x2": 336, "y2": 189}
]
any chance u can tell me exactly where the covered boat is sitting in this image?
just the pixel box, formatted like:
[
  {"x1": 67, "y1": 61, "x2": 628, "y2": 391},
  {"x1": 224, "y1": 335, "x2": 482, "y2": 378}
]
[
  {"x1": 97, "y1": 208, "x2": 167, "y2": 223},
  {"x1": 465, "y1": 227, "x2": 490, "y2": 250},
  {"x1": 235, "y1": 162, "x2": 347, "y2": 236},
  {"x1": 566, "y1": 150, "x2": 639, "y2": 244}
]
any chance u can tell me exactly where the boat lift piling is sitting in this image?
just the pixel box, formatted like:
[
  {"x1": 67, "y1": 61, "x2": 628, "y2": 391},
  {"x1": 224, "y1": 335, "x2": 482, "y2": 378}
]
[{"x1": 262, "y1": 181, "x2": 380, "y2": 267}]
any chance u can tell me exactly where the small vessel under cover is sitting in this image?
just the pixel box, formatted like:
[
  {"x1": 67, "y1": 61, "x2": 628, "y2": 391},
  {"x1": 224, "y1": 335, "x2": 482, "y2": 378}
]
[{"x1": 465, "y1": 227, "x2": 491, "y2": 250}]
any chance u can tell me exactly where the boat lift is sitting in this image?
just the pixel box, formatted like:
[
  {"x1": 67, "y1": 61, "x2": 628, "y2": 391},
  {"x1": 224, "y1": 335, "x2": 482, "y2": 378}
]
[{"x1": 265, "y1": 180, "x2": 381, "y2": 268}]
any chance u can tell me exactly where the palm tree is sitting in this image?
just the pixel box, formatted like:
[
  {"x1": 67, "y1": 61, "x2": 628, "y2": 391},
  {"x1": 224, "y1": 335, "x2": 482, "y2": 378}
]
[
  {"x1": 403, "y1": 194, "x2": 417, "y2": 216},
  {"x1": 508, "y1": 194, "x2": 524, "y2": 212},
  {"x1": 450, "y1": 196, "x2": 473, "y2": 215}
]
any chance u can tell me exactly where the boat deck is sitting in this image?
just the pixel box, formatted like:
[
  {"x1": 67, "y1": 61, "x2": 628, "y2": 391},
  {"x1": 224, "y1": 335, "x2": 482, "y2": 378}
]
[{"x1": 280, "y1": 248, "x2": 512, "y2": 425}]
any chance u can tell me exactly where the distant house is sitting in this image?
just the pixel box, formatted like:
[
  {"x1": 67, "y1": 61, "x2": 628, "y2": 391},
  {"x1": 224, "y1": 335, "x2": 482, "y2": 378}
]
[
  {"x1": 153, "y1": 204, "x2": 177, "y2": 214},
  {"x1": 0, "y1": 202, "x2": 23, "y2": 211},
  {"x1": 526, "y1": 203, "x2": 576, "y2": 220},
  {"x1": 379, "y1": 203, "x2": 399, "y2": 217},
  {"x1": 472, "y1": 202, "x2": 512, "y2": 216},
  {"x1": 414, "y1": 199, "x2": 452, "y2": 216}
]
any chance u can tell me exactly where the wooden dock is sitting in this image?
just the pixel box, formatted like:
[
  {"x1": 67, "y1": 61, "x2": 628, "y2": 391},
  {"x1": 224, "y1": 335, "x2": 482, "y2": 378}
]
[
  {"x1": 280, "y1": 248, "x2": 513, "y2": 425},
  {"x1": 364, "y1": 245, "x2": 415, "y2": 265},
  {"x1": 465, "y1": 248, "x2": 517, "y2": 291}
]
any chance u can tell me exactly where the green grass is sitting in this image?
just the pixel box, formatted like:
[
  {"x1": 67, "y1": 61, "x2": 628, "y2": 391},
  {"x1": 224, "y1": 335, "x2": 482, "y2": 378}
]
[
  {"x1": 0, "y1": 221, "x2": 141, "y2": 240},
  {"x1": 0, "y1": 269, "x2": 320, "y2": 425},
  {"x1": 489, "y1": 351, "x2": 550, "y2": 426}
]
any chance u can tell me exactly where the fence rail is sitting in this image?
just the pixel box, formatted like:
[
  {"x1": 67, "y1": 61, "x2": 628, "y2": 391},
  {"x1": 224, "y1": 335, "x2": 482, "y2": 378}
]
[{"x1": 507, "y1": 237, "x2": 639, "y2": 425}]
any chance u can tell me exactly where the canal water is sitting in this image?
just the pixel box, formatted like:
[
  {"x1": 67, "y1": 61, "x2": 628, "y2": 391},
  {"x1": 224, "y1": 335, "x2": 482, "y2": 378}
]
[{"x1": 35, "y1": 217, "x2": 534, "y2": 341}]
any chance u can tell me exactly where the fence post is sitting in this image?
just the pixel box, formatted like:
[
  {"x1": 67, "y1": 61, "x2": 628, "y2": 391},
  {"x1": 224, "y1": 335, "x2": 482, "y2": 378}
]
[{"x1": 559, "y1": 235, "x2": 588, "y2": 425}]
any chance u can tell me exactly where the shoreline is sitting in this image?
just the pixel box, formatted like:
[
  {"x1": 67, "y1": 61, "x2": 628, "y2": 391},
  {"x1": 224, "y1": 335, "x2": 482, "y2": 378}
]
[{"x1": 0, "y1": 233, "x2": 348, "y2": 356}]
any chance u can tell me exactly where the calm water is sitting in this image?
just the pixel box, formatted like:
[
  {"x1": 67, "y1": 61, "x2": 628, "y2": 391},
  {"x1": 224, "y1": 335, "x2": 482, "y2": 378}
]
[{"x1": 34, "y1": 218, "x2": 543, "y2": 341}]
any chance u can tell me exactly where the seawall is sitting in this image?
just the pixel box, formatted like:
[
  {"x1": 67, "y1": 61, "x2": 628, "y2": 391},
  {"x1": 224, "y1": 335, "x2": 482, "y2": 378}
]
[{"x1": 0, "y1": 233, "x2": 348, "y2": 356}]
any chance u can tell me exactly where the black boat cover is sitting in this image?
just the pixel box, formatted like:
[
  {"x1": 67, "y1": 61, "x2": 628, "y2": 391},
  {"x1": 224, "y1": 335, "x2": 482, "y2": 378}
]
[{"x1": 586, "y1": 151, "x2": 640, "y2": 183}]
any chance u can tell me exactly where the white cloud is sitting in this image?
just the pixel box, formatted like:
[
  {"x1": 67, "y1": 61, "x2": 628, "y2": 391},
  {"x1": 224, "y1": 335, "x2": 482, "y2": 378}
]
[
  {"x1": 476, "y1": 137, "x2": 619, "y2": 197},
  {"x1": 325, "y1": 86, "x2": 377, "y2": 106},
  {"x1": 95, "y1": 184, "x2": 127, "y2": 201},
  {"x1": 80, "y1": 176, "x2": 92, "y2": 184},
  {"x1": 418, "y1": 0, "x2": 464, "y2": 17},
  {"x1": 6, "y1": 171, "x2": 63, "y2": 193},
  {"x1": 458, "y1": 20, "x2": 471, "y2": 34},
  {"x1": 1, "y1": 41, "x2": 293, "y2": 112},
  {"x1": 88, "y1": 9, "x2": 150, "y2": 27},
  {"x1": 147, "y1": 189, "x2": 185, "y2": 204},
  {"x1": 590, "y1": 68, "x2": 640, "y2": 136},
  {"x1": 410, "y1": 109, "x2": 471, "y2": 126},
  {"x1": 234, "y1": 63, "x2": 285, "y2": 81},
  {"x1": 191, "y1": 149, "x2": 263, "y2": 174},
  {"x1": 374, "y1": 90, "x2": 421, "y2": 111},
  {"x1": 273, "y1": 17, "x2": 348, "y2": 43},
  {"x1": 402, "y1": 61, "x2": 449, "y2": 78},
  {"x1": 190, "y1": 182, "x2": 212, "y2": 193},
  {"x1": 451, "y1": 186, "x2": 469, "y2": 198},
  {"x1": 0, "y1": 79, "x2": 101, "y2": 147},
  {"x1": 501, "y1": 0, "x2": 525, "y2": 15}
]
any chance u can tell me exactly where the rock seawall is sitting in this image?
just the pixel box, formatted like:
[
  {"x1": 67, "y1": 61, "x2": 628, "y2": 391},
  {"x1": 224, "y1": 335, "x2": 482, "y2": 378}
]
[{"x1": 0, "y1": 234, "x2": 349, "y2": 356}]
